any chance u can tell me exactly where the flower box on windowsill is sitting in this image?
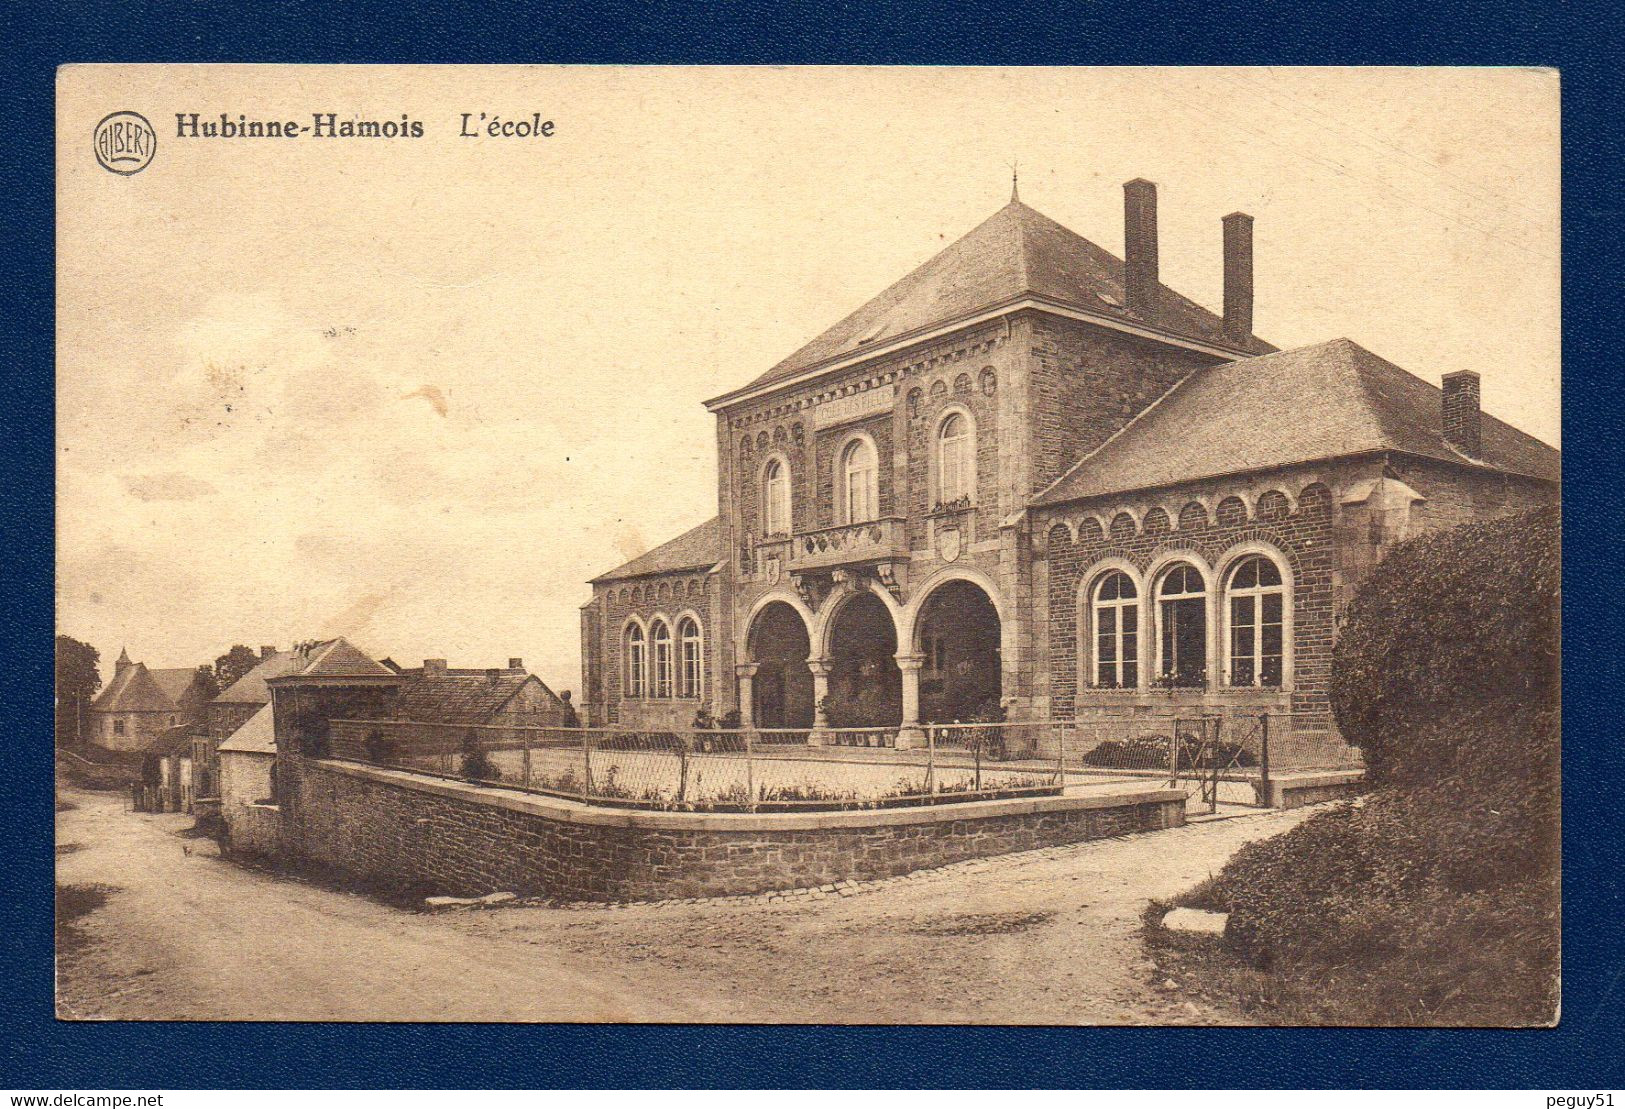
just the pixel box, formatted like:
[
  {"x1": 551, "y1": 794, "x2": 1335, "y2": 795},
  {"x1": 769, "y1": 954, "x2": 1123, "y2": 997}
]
[{"x1": 929, "y1": 496, "x2": 974, "y2": 519}]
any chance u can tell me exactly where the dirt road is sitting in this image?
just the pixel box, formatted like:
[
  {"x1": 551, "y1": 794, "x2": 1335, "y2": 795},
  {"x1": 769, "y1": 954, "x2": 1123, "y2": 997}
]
[{"x1": 55, "y1": 785, "x2": 1313, "y2": 1023}]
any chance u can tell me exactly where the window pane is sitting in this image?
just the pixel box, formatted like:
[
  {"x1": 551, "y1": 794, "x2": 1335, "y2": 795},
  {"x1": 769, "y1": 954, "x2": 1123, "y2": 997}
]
[
  {"x1": 1233, "y1": 557, "x2": 1258, "y2": 590},
  {"x1": 1263, "y1": 592, "x2": 1283, "y2": 623},
  {"x1": 1233, "y1": 657, "x2": 1255, "y2": 686},
  {"x1": 1261, "y1": 653, "x2": 1282, "y2": 686},
  {"x1": 1098, "y1": 606, "x2": 1117, "y2": 634},
  {"x1": 1231, "y1": 595, "x2": 1254, "y2": 628},
  {"x1": 1262, "y1": 621, "x2": 1283, "y2": 658},
  {"x1": 1123, "y1": 660, "x2": 1138, "y2": 688},
  {"x1": 1257, "y1": 559, "x2": 1283, "y2": 587}
]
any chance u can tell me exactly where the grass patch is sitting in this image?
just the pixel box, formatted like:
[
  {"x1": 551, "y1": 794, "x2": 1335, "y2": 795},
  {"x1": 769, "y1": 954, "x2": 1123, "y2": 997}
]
[{"x1": 56, "y1": 882, "x2": 119, "y2": 959}]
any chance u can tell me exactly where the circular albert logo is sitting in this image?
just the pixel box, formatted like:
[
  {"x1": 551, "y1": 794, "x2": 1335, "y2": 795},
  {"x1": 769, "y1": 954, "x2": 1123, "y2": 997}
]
[{"x1": 93, "y1": 111, "x2": 157, "y2": 175}]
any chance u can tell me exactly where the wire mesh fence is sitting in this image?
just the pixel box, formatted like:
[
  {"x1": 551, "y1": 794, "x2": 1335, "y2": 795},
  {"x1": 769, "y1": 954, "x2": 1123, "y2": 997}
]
[{"x1": 324, "y1": 710, "x2": 1360, "y2": 814}]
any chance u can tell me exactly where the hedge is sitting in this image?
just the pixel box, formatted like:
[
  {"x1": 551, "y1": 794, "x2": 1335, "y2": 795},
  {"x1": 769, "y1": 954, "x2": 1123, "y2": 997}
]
[{"x1": 1330, "y1": 506, "x2": 1559, "y2": 786}]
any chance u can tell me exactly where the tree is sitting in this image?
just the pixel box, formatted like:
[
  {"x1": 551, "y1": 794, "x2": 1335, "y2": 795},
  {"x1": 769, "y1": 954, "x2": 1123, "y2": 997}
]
[
  {"x1": 55, "y1": 635, "x2": 101, "y2": 747},
  {"x1": 194, "y1": 664, "x2": 221, "y2": 703},
  {"x1": 213, "y1": 645, "x2": 261, "y2": 691}
]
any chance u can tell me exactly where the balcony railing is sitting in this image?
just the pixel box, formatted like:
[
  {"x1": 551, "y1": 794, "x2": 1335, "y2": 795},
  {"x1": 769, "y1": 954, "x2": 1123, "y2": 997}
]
[{"x1": 788, "y1": 516, "x2": 908, "y2": 572}]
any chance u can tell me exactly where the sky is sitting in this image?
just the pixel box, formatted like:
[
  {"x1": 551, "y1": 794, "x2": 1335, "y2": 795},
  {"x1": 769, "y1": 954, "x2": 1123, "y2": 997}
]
[{"x1": 56, "y1": 66, "x2": 1560, "y2": 695}]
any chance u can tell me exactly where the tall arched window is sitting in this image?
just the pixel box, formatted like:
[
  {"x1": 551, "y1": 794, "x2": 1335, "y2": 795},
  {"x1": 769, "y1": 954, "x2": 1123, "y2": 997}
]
[
  {"x1": 1092, "y1": 571, "x2": 1139, "y2": 689},
  {"x1": 763, "y1": 458, "x2": 790, "y2": 536},
  {"x1": 624, "y1": 623, "x2": 646, "y2": 698},
  {"x1": 841, "y1": 438, "x2": 878, "y2": 523},
  {"x1": 651, "y1": 619, "x2": 674, "y2": 699},
  {"x1": 1226, "y1": 555, "x2": 1285, "y2": 687},
  {"x1": 937, "y1": 412, "x2": 973, "y2": 504},
  {"x1": 678, "y1": 617, "x2": 703, "y2": 699},
  {"x1": 1155, "y1": 563, "x2": 1208, "y2": 688}
]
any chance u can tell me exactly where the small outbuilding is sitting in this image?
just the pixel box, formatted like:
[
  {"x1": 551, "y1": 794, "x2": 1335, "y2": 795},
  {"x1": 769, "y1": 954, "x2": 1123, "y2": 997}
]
[{"x1": 217, "y1": 704, "x2": 280, "y2": 857}]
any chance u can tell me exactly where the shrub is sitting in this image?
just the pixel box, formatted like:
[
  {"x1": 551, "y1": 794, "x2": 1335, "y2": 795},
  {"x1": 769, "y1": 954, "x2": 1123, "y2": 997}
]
[
  {"x1": 458, "y1": 728, "x2": 500, "y2": 782},
  {"x1": 1331, "y1": 506, "x2": 1559, "y2": 786},
  {"x1": 1170, "y1": 509, "x2": 1562, "y2": 1025},
  {"x1": 362, "y1": 729, "x2": 398, "y2": 765}
]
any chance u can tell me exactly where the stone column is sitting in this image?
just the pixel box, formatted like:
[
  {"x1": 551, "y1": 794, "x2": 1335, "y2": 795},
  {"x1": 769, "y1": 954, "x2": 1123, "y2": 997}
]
[
  {"x1": 735, "y1": 663, "x2": 760, "y2": 730},
  {"x1": 806, "y1": 658, "x2": 833, "y2": 745},
  {"x1": 894, "y1": 653, "x2": 927, "y2": 750}
]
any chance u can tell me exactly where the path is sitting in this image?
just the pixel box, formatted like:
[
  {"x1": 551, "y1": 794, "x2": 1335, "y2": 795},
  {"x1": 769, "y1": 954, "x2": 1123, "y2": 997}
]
[{"x1": 55, "y1": 785, "x2": 1315, "y2": 1023}]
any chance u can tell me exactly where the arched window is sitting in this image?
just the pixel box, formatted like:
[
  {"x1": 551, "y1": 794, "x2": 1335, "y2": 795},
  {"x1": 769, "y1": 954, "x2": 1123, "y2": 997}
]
[
  {"x1": 1092, "y1": 571, "x2": 1139, "y2": 689},
  {"x1": 650, "y1": 619, "x2": 674, "y2": 699},
  {"x1": 624, "y1": 623, "x2": 646, "y2": 698},
  {"x1": 678, "y1": 617, "x2": 703, "y2": 699},
  {"x1": 937, "y1": 412, "x2": 974, "y2": 504},
  {"x1": 841, "y1": 438, "x2": 878, "y2": 523},
  {"x1": 1226, "y1": 555, "x2": 1285, "y2": 687},
  {"x1": 763, "y1": 458, "x2": 790, "y2": 536},
  {"x1": 1155, "y1": 563, "x2": 1207, "y2": 688}
]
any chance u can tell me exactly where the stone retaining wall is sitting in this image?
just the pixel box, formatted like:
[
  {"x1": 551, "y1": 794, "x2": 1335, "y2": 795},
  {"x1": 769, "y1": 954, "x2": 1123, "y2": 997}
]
[{"x1": 278, "y1": 756, "x2": 1186, "y2": 902}]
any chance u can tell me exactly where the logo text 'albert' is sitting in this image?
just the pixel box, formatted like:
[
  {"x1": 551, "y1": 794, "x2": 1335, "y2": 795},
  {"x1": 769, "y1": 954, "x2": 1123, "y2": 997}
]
[{"x1": 94, "y1": 111, "x2": 157, "y2": 175}]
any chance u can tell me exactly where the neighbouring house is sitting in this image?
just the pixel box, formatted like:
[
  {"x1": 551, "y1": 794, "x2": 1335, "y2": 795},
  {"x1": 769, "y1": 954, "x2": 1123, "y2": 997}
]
[
  {"x1": 323, "y1": 656, "x2": 571, "y2": 760},
  {"x1": 579, "y1": 179, "x2": 1559, "y2": 744},
  {"x1": 394, "y1": 657, "x2": 568, "y2": 727},
  {"x1": 192, "y1": 645, "x2": 301, "y2": 813},
  {"x1": 217, "y1": 704, "x2": 279, "y2": 857},
  {"x1": 88, "y1": 648, "x2": 213, "y2": 753},
  {"x1": 136, "y1": 724, "x2": 198, "y2": 813}
]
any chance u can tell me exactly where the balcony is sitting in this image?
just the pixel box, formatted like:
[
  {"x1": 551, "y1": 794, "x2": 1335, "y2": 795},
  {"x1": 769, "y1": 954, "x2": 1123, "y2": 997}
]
[{"x1": 788, "y1": 516, "x2": 909, "y2": 573}]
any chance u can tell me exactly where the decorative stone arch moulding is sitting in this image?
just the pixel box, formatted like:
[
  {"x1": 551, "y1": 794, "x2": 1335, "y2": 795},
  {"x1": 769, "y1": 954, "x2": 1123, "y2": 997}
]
[
  {"x1": 739, "y1": 589, "x2": 818, "y2": 659},
  {"x1": 1073, "y1": 554, "x2": 1144, "y2": 611},
  {"x1": 811, "y1": 574, "x2": 906, "y2": 660},
  {"x1": 899, "y1": 563, "x2": 1013, "y2": 664}
]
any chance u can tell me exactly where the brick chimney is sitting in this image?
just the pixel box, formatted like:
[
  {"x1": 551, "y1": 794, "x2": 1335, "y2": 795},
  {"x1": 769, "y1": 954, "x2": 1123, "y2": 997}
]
[
  {"x1": 508, "y1": 657, "x2": 524, "y2": 670},
  {"x1": 1442, "y1": 371, "x2": 1482, "y2": 457},
  {"x1": 1222, "y1": 212, "x2": 1254, "y2": 345},
  {"x1": 1123, "y1": 179, "x2": 1159, "y2": 318},
  {"x1": 260, "y1": 645, "x2": 277, "y2": 660},
  {"x1": 423, "y1": 658, "x2": 448, "y2": 676}
]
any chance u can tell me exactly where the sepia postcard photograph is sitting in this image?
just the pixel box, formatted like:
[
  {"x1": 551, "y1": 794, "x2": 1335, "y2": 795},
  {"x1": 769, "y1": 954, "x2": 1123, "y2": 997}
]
[{"x1": 54, "y1": 64, "x2": 1560, "y2": 1026}]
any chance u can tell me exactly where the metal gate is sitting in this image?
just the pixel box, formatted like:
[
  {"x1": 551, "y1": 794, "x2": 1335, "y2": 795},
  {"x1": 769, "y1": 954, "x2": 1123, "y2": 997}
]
[{"x1": 1167, "y1": 714, "x2": 1260, "y2": 814}]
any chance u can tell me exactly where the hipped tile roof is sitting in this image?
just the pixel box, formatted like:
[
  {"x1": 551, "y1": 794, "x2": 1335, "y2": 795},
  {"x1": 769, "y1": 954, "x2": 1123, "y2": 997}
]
[
  {"x1": 593, "y1": 517, "x2": 721, "y2": 583},
  {"x1": 726, "y1": 198, "x2": 1272, "y2": 398},
  {"x1": 91, "y1": 663, "x2": 179, "y2": 714},
  {"x1": 217, "y1": 704, "x2": 276, "y2": 755},
  {"x1": 1034, "y1": 338, "x2": 1560, "y2": 506}
]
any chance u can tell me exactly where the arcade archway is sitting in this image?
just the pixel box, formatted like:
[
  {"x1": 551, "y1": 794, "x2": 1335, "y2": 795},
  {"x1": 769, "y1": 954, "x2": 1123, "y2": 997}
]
[
  {"x1": 746, "y1": 601, "x2": 814, "y2": 729},
  {"x1": 913, "y1": 579, "x2": 1002, "y2": 723},
  {"x1": 822, "y1": 591, "x2": 901, "y2": 727}
]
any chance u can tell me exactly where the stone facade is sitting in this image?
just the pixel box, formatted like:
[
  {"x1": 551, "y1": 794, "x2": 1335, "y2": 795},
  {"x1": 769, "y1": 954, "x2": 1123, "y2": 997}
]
[
  {"x1": 579, "y1": 185, "x2": 1560, "y2": 748},
  {"x1": 277, "y1": 755, "x2": 1185, "y2": 902},
  {"x1": 219, "y1": 750, "x2": 280, "y2": 856}
]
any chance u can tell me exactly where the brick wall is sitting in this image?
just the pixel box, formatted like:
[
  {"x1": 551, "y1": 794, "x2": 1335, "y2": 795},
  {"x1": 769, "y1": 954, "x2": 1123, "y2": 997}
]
[
  {"x1": 278, "y1": 757, "x2": 1184, "y2": 902},
  {"x1": 593, "y1": 569, "x2": 719, "y2": 727},
  {"x1": 1026, "y1": 314, "x2": 1220, "y2": 495},
  {"x1": 1041, "y1": 475, "x2": 1337, "y2": 717}
]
